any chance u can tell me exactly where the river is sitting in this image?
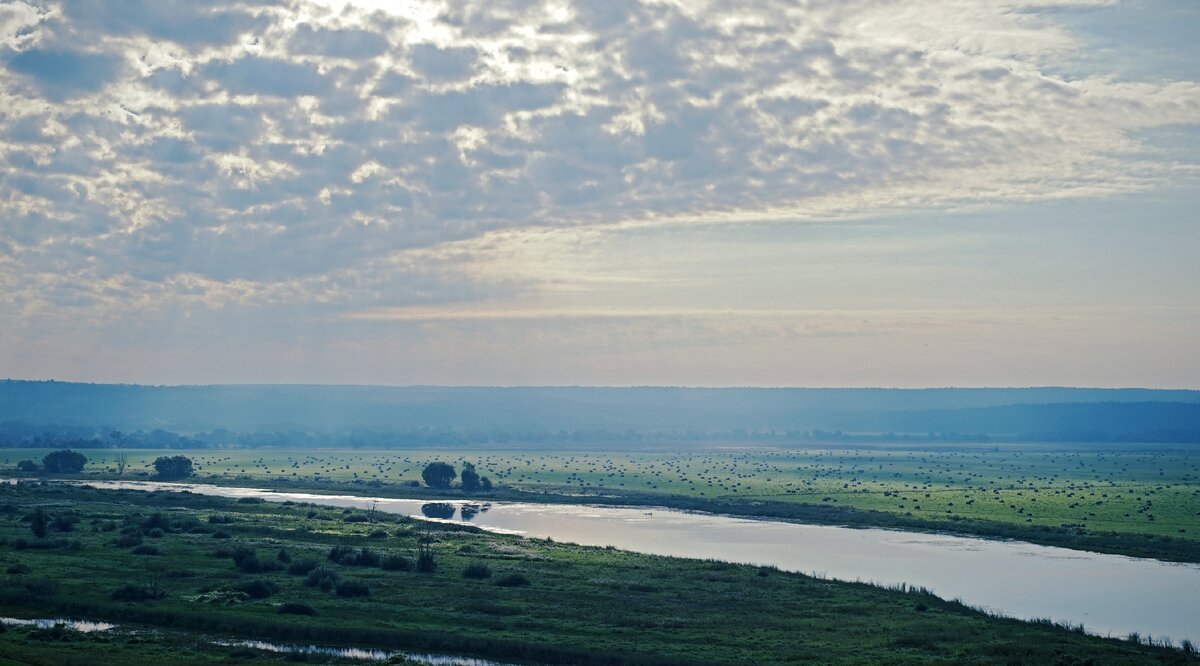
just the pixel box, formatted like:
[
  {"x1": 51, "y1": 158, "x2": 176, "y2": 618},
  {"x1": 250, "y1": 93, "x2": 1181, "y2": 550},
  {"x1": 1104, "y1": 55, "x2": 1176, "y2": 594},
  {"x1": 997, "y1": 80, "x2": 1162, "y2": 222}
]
[{"x1": 75, "y1": 479, "x2": 1200, "y2": 646}]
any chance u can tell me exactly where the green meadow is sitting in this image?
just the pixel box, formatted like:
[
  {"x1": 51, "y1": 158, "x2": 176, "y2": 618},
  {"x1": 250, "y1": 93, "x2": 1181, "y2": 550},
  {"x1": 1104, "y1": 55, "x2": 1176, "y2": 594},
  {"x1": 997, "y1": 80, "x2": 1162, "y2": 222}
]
[
  {"x1": 0, "y1": 482, "x2": 1191, "y2": 665},
  {"x1": 3, "y1": 444, "x2": 1197, "y2": 560}
]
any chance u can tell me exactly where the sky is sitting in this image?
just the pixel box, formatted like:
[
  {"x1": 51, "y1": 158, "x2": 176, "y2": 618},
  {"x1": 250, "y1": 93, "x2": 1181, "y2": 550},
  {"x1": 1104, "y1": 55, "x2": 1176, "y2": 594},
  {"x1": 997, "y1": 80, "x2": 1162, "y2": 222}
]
[{"x1": 0, "y1": 0, "x2": 1197, "y2": 387}]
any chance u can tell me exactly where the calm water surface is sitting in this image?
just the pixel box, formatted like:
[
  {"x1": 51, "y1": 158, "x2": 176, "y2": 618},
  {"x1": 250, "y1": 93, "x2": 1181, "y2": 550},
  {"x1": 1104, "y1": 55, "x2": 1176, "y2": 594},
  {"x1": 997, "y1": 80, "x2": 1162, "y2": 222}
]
[{"x1": 78, "y1": 480, "x2": 1200, "y2": 646}]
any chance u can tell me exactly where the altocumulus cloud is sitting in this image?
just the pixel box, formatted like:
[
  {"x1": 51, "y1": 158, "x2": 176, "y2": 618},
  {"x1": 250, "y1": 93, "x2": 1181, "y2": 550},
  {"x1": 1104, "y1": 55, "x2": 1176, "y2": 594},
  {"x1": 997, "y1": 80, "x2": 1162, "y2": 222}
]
[{"x1": 0, "y1": 0, "x2": 1197, "y2": 375}]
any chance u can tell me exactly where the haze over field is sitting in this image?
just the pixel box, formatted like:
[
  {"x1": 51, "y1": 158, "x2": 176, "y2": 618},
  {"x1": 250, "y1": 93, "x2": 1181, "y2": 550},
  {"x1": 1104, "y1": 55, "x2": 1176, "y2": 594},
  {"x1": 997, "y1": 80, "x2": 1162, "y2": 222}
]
[
  {"x1": 1, "y1": 0, "x2": 1198, "y2": 387},
  {"x1": 4, "y1": 381, "x2": 1200, "y2": 443}
]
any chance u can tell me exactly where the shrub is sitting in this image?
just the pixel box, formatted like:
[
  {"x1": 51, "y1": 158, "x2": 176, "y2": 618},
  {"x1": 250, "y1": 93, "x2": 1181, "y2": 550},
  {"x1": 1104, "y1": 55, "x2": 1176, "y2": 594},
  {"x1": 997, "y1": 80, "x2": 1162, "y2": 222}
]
[
  {"x1": 147, "y1": 528, "x2": 165, "y2": 539},
  {"x1": 276, "y1": 549, "x2": 291, "y2": 563},
  {"x1": 328, "y1": 545, "x2": 380, "y2": 567},
  {"x1": 115, "y1": 533, "x2": 143, "y2": 548},
  {"x1": 211, "y1": 530, "x2": 231, "y2": 539},
  {"x1": 42, "y1": 450, "x2": 87, "y2": 474},
  {"x1": 421, "y1": 462, "x2": 456, "y2": 488},
  {"x1": 231, "y1": 579, "x2": 277, "y2": 599},
  {"x1": 305, "y1": 566, "x2": 340, "y2": 592},
  {"x1": 6, "y1": 563, "x2": 31, "y2": 575},
  {"x1": 51, "y1": 514, "x2": 78, "y2": 533},
  {"x1": 28, "y1": 508, "x2": 49, "y2": 539},
  {"x1": 141, "y1": 513, "x2": 171, "y2": 532},
  {"x1": 287, "y1": 558, "x2": 319, "y2": 576},
  {"x1": 460, "y1": 462, "x2": 481, "y2": 491},
  {"x1": 335, "y1": 580, "x2": 370, "y2": 598},
  {"x1": 230, "y1": 546, "x2": 278, "y2": 573},
  {"x1": 208, "y1": 514, "x2": 235, "y2": 524},
  {"x1": 111, "y1": 584, "x2": 165, "y2": 602},
  {"x1": 416, "y1": 544, "x2": 437, "y2": 573},
  {"x1": 153, "y1": 455, "x2": 193, "y2": 480},
  {"x1": 131, "y1": 544, "x2": 161, "y2": 556},
  {"x1": 16, "y1": 460, "x2": 38, "y2": 473},
  {"x1": 278, "y1": 601, "x2": 318, "y2": 616},
  {"x1": 494, "y1": 572, "x2": 531, "y2": 587},
  {"x1": 463, "y1": 563, "x2": 492, "y2": 579},
  {"x1": 368, "y1": 529, "x2": 388, "y2": 538},
  {"x1": 380, "y1": 555, "x2": 412, "y2": 572},
  {"x1": 343, "y1": 514, "x2": 368, "y2": 523}
]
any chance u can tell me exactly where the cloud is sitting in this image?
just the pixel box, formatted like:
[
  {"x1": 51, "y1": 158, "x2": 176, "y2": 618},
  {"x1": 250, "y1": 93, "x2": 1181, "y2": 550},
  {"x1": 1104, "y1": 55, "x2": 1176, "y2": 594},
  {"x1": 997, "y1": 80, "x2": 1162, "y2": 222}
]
[
  {"x1": 0, "y1": 0, "x2": 1197, "y2": 384},
  {"x1": 59, "y1": 0, "x2": 265, "y2": 46}
]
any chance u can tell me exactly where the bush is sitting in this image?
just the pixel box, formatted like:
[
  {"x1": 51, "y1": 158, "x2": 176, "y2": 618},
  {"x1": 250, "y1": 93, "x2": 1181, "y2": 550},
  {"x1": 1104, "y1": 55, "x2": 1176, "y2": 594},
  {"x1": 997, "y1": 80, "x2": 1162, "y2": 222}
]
[
  {"x1": 335, "y1": 580, "x2": 370, "y2": 598},
  {"x1": 115, "y1": 533, "x2": 143, "y2": 548},
  {"x1": 460, "y1": 462, "x2": 481, "y2": 491},
  {"x1": 368, "y1": 529, "x2": 388, "y2": 538},
  {"x1": 111, "y1": 584, "x2": 165, "y2": 602},
  {"x1": 380, "y1": 555, "x2": 412, "y2": 571},
  {"x1": 6, "y1": 563, "x2": 31, "y2": 575},
  {"x1": 421, "y1": 462, "x2": 456, "y2": 488},
  {"x1": 494, "y1": 572, "x2": 531, "y2": 587},
  {"x1": 51, "y1": 514, "x2": 78, "y2": 533},
  {"x1": 207, "y1": 514, "x2": 235, "y2": 524},
  {"x1": 141, "y1": 513, "x2": 171, "y2": 532},
  {"x1": 42, "y1": 450, "x2": 87, "y2": 474},
  {"x1": 287, "y1": 558, "x2": 319, "y2": 576},
  {"x1": 230, "y1": 546, "x2": 278, "y2": 573},
  {"x1": 211, "y1": 530, "x2": 231, "y2": 539},
  {"x1": 328, "y1": 545, "x2": 380, "y2": 567},
  {"x1": 231, "y1": 579, "x2": 277, "y2": 599},
  {"x1": 305, "y1": 566, "x2": 340, "y2": 592},
  {"x1": 153, "y1": 455, "x2": 193, "y2": 480},
  {"x1": 131, "y1": 544, "x2": 161, "y2": 556},
  {"x1": 463, "y1": 563, "x2": 492, "y2": 579},
  {"x1": 278, "y1": 601, "x2": 318, "y2": 616},
  {"x1": 147, "y1": 528, "x2": 165, "y2": 539},
  {"x1": 16, "y1": 460, "x2": 38, "y2": 473},
  {"x1": 416, "y1": 544, "x2": 437, "y2": 573},
  {"x1": 276, "y1": 549, "x2": 291, "y2": 563},
  {"x1": 28, "y1": 508, "x2": 49, "y2": 539}
]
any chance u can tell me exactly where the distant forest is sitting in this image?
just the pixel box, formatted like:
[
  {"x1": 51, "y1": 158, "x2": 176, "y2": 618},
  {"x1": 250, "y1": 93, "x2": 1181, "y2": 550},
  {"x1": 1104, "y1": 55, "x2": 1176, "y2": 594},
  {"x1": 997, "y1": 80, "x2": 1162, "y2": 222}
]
[{"x1": 2, "y1": 380, "x2": 1199, "y2": 448}]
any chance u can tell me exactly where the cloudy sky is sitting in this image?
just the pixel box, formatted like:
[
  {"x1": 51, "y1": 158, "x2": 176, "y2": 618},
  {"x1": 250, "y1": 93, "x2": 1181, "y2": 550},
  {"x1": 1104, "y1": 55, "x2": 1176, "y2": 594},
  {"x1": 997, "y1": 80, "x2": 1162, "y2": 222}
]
[{"x1": 0, "y1": 0, "x2": 1197, "y2": 387}]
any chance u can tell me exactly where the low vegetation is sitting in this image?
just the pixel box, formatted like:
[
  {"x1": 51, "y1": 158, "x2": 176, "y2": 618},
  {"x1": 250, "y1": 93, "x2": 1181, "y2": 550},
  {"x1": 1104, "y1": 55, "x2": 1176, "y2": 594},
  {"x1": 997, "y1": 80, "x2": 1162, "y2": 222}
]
[{"x1": 0, "y1": 482, "x2": 1191, "y2": 664}]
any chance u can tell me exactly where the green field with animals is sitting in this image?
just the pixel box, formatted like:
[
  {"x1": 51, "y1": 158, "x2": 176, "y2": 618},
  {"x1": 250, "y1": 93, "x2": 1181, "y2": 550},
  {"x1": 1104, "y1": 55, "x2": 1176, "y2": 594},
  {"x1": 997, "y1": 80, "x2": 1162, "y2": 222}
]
[{"x1": 3, "y1": 443, "x2": 1197, "y2": 550}]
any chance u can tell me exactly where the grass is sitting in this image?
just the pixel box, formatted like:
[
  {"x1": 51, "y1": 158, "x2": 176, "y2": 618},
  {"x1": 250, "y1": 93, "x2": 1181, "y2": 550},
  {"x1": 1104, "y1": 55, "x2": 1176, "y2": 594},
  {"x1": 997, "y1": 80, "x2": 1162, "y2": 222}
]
[
  {"x1": 0, "y1": 482, "x2": 1193, "y2": 664},
  {"x1": 5, "y1": 443, "x2": 1197, "y2": 561}
]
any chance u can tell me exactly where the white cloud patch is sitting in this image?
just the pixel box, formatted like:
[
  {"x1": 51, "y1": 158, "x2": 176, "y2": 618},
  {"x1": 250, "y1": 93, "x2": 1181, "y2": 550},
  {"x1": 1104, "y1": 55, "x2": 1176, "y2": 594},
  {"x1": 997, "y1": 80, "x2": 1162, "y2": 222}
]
[{"x1": 0, "y1": 0, "x2": 1198, "y2": 383}]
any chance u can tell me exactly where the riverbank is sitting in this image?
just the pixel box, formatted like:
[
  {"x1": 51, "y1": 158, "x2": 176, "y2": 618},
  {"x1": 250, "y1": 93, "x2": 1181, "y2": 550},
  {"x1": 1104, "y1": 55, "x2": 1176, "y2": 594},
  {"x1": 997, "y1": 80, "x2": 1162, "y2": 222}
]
[
  {"x1": 0, "y1": 482, "x2": 1192, "y2": 664},
  {"x1": 24, "y1": 469, "x2": 1198, "y2": 564}
]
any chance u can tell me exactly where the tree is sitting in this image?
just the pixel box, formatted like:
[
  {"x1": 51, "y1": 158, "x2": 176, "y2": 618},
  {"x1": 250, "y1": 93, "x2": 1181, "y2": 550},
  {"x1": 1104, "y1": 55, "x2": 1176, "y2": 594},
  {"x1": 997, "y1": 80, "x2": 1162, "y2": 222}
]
[
  {"x1": 115, "y1": 452, "x2": 128, "y2": 476},
  {"x1": 29, "y1": 507, "x2": 49, "y2": 539},
  {"x1": 479, "y1": 476, "x2": 493, "y2": 491},
  {"x1": 421, "y1": 462, "x2": 455, "y2": 488},
  {"x1": 460, "y1": 462, "x2": 480, "y2": 491},
  {"x1": 153, "y1": 455, "x2": 194, "y2": 480},
  {"x1": 42, "y1": 449, "x2": 87, "y2": 474},
  {"x1": 16, "y1": 460, "x2": 38, "y2": 473}
]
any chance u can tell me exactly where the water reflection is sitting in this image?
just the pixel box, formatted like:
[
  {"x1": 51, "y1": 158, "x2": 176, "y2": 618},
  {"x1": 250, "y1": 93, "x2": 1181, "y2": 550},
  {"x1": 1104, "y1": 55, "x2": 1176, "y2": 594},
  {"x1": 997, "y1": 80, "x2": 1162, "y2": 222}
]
[
  {"x1": 0, "y1": 617, "x2": 116, "y2": 632},
  {"x1": 0, "y1": 617, "x2": 511, "y2": 664},
  {"x1": 421, "y1": 502, "x2": 456, "y2": 520},
  {"x1": 73, "y1": 479, "x2": 1200, "y2": 646}
]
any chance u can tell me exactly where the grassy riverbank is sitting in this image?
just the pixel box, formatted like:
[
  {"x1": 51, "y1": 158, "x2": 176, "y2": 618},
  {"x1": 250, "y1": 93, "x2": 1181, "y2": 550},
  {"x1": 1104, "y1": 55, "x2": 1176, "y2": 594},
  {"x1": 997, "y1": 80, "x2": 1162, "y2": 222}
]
[
  {"x1": 0, "y1": 482, "x2": 1193, "y2": 664},
  {"x1": 4, "y1": 443, "x2": 1197, "y2": 563}
]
